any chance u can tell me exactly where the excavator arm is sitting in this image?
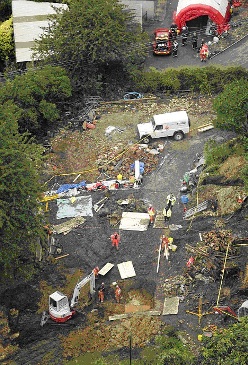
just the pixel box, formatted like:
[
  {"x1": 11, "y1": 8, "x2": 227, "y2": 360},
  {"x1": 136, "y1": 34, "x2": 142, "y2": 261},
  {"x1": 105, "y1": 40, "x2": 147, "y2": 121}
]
[{"x1": 70, "y1": 271, "x2": 96, "y2": 308}]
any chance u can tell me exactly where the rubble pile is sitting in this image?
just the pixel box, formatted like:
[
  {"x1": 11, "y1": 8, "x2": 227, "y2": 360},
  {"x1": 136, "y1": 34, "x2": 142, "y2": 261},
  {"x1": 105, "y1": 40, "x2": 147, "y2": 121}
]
[
  {"x1": 96, "y1": 143, "x2": 160, "y2": 179},
  {"x1": 162, "y1": 275, "x2": 189, "y2": 297},
  {"x1": 186, "y1": 230, "x2": 239, "y2": 279}
]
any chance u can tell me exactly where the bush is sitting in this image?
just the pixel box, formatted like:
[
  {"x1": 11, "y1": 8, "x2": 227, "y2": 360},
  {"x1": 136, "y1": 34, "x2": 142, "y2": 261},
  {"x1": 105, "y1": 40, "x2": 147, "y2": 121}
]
[{"x1": 132, "y1": 66, "x2": 248, "y2": 96}]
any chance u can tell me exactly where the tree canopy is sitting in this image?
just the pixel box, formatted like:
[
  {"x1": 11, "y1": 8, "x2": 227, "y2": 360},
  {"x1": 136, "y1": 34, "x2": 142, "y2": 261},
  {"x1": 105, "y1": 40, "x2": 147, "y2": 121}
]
[
  {"x1": 213, "y1": 79, "x2": 248, "y2": 136},
  {"x1": 0, "y1": 65, "x2": 72, "y2": 133},
  {"x1": 0, "y1": 17, "x2": 15, "y2": 69},
  {"x1": 201, "y1": 317, "x2": 248, "y2": 365},
  {"x1": 33, "y1": 0, "x2": 148, "y2": 95},
  {"x1": 0, "y1": 101, "x2": 45, "y2": 280},
  {"x1": 0, "y1": 0, "x2": 11, "y2": 22}
]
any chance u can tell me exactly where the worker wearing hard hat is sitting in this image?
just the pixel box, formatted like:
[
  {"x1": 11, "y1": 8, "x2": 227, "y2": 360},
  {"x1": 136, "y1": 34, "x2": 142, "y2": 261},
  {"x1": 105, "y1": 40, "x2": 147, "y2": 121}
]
[
  {"x1": 115, "y1": 285, "x2": 122, "y2": 303},
  {"x1": 147, "y1": 204, "x2": 156, "y2": 224},
  {"x1": 98, "y1": 282, "x2": 105, "y2": 303},
  {"x1": 166, "y1": 193, "x2": 176, "y2": 209},
  {"x1": 111, "y1": 232, "x2": 120, "y2": 250},
  {"x1": 93, "y1": 266, "x2": 99, "y2": 278}
]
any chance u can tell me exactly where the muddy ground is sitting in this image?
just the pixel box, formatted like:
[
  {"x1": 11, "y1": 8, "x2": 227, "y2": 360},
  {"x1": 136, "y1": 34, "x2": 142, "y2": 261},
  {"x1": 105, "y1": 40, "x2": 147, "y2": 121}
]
[{"x1": 0, "y1": 124, "x2": 247, "y2": 364}]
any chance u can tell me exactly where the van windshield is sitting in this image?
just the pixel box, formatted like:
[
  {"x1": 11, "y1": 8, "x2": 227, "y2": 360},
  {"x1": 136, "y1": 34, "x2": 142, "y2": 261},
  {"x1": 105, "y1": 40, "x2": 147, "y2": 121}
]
[{"x1": 151, "y1": 117, "x2": 156, "y2": 129}]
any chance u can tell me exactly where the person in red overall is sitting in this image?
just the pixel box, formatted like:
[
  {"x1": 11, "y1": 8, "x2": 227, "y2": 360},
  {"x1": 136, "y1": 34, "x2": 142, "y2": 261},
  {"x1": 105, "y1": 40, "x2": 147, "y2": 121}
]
[
  {"x1": 111, "y1": 232, "x2": 120, "y2": 250},
  {"x1": 115, "y1": 285, "x2": 122, "y2": 303},
  {"x1": 200, "y1": 44, "x2": 209, "y2": 62},
  {"x1": 93, "y1": 266, "x2": 99, "y2": 278},
  {"x1": 98, "y1": 282, "x2": 105, "y2": 302}
]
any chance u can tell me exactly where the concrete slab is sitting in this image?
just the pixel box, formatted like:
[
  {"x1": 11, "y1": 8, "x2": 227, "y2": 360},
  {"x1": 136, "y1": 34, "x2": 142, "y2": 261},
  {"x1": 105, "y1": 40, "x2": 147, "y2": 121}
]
[
  {"x1": 162, "y1": 297, "x2": 180, "y2": 315},
  {"x1": 117, "y1": 261, "x2": 136, "y2": 279}
]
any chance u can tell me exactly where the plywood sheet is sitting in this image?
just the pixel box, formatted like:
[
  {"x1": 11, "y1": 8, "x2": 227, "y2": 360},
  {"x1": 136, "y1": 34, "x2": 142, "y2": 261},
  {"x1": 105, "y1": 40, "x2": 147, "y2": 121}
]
[
  {"x1": 98, "y1": 263, "x2": 114, "y2": 276},
  {"x1": 162, "y1": 297, "x2": 180, "y2": 315},
  {"x1": 53, "y1": 216, "x2": 85, "y2": 234},
  {"x1": 117, "y1": 261, "x2": 136, "y2": 279},
  {"x1": 119, "y1": 212, "x2": 150, "y2": 231}
]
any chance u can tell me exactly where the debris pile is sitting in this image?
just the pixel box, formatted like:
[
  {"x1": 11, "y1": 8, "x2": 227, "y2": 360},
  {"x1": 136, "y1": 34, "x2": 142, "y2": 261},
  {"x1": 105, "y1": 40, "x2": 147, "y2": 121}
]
[
  {"x1": 186, "y1": 230, "x2": 239, "y2": 279},
  {"x1": 162, "y1": 275, "x2": 189, "y2": 297},
  {"x1": 96, "y1": 143, "x2": 160, "y2": 179}
]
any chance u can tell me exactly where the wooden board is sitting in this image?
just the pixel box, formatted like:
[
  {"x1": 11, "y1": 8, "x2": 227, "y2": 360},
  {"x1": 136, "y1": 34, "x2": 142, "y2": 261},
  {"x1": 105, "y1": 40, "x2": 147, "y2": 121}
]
[
  {"x1": 98, "y1": 263, "x2": 114, "y2": 276},
  {"x1": 117, "y1": 261, "x2": 136, "y2": 279},
  {"x1": 109, "y1": 310, "x2": 161, "y2": 321},
  {"x1": 53, "y1": 216, "x2": 85, "y2": 235},
  {"x1": 153, "y1": 211, "x2": 165, "y2": 228},
  {"x1": 162, "y1": 297, "x2": 180, "y2": 315},
  {"x1": 119, "y1": 212, "x2": 150, "y2": 231}
]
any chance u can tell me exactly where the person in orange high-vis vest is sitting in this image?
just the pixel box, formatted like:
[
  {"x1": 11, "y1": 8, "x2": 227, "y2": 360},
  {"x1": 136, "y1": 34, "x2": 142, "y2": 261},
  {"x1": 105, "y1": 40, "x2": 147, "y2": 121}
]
[
  {"x1": 93, "y1": 266, "x2": 99, "y2": 278},
  {"x1": 115, "y1": 285, "x2": 122, "y2": 303},
  {"x1": 98, "y1": 282, "x2": 105, "y2": 302},
  {"x1": 111, "y1": 232, "x2": 120, "y2": 250},
  {"x1": 148, "y1": 205, "x2": 155, "y2": 224}
]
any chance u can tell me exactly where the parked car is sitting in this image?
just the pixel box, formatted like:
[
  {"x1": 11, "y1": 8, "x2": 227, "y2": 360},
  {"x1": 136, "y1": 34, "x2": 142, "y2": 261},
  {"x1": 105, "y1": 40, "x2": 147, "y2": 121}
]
[
  {"x1": 123, "y1": 92, "x2": 143, "y2": 100},
  {"x1": 153, "y1": 28, "x2": 172, "y2": 55}
]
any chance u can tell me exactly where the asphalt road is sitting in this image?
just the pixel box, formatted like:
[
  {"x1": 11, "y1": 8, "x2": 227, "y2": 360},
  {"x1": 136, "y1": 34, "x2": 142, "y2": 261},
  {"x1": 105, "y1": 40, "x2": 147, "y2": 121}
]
[{"x1": 143, "y1": 0, "x2": 248, "y2": 70}]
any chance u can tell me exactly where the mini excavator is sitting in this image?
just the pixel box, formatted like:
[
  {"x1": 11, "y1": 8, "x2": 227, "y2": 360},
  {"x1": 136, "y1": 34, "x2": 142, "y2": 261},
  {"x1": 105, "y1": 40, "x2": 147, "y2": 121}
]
[{"x1": 42, "y1": 271, "x2": 95, "y2": 325}]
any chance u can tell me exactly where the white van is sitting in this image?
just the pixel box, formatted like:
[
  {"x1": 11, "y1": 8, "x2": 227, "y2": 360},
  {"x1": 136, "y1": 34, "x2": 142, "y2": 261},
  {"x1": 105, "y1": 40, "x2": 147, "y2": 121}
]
[{"x1": 137, "y1": 110, "x2": 190, "y2": 143}]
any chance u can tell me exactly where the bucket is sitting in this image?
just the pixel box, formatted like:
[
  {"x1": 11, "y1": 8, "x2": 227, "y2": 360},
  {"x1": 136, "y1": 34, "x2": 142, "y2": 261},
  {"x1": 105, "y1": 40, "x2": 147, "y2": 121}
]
[
  {"x1": 170, "y1": 244, "x2": 177, "y2": 252},
  {"x1": 198, "y1": 334, "x2": 203, "y2": 342}
]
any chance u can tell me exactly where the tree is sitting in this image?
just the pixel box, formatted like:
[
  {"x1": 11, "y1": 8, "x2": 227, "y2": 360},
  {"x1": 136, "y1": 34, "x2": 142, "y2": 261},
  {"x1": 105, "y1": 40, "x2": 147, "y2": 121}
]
[
  {"x1": 33, "y1": 0, "x2": 148, "y2": 95},
  {"x1": 0, "y1": 17, "x2": 15, "y2": 70},
  {"x1": 0, "y1": 0, "x2": 11, "y2": 22},
  {"x1": 213, "y1": 79, "x2": 248, "y2": 136},
  {"x1": 201, "y1": 318, "x2": 248, "y2": 365},
  {"x1": 0, "y1": 101, "x2": 45, "y2": 280},
  {"x1": 0, "y1": 65, "x2": 72, "y2": 133}
]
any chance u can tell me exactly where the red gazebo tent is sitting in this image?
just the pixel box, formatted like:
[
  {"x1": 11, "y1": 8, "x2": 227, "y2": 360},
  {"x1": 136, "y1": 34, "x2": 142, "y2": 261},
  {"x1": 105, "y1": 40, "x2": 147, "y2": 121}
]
[{"x1": 174, "y1": 0, "x2": 232, "y2": 30}]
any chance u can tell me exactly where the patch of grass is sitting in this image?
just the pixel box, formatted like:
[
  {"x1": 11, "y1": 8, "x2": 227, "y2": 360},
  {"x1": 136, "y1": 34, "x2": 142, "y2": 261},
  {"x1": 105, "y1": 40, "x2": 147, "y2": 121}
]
[{"x1": 46, "y1": 96, "x2": 215, "y2": 183}]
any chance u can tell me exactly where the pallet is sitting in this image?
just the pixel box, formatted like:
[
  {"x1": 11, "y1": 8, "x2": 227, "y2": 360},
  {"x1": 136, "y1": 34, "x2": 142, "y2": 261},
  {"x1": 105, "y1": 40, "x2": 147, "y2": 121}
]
[{"x1": 198, "y1": 124, "x2": 214, "y2": 132}]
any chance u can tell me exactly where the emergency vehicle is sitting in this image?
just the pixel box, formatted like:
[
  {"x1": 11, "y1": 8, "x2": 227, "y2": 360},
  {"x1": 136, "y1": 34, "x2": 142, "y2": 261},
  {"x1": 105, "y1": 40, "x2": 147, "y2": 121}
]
[{"x1": 153, "y1": 28, "x2": 172, "y2": 55}]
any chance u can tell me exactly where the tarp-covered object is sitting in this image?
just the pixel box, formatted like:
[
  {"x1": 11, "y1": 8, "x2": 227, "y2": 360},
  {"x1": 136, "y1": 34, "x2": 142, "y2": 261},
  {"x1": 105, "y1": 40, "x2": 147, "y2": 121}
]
[
  {"x1": 174, "y1": 0, "x2": 231, "y2": 29},
  {"x1": 57, "y1": 181, "x2": 86, "y2": 194}
]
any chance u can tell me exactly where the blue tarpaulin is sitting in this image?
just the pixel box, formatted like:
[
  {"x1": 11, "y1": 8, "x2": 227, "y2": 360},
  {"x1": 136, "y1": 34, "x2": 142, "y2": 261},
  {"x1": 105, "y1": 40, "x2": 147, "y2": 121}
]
[
  {"x1": 130, "y1": 162, "x2": 145, "y2": 174},
  {"x1": 57, "y1": 181, "x2": 86, "y2": 194}
]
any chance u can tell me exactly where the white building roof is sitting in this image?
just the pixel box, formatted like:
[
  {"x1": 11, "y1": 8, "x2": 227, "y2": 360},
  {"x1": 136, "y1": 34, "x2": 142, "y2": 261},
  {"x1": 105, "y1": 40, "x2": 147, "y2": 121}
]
[{"x1": 12, "y1": 0, "x2": 68, "y2": 62}]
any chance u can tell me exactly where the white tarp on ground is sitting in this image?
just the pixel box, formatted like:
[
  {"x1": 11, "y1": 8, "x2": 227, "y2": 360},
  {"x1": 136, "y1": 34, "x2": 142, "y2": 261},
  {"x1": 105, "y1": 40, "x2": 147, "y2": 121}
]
[
  {"x1": 119, "y1": 212, "x2": 150, "y2": 231},
  {"x1": 56, "y1": 196, "x2": 93, "y2": 219},
  {"x1": 118, "y1": 261, "x2": 136, "y2": 279},
  {"x1": 12, "y1": 0, "x2": 68, "y2": 62},
  {"x1": 162, "y1": 297, "x2": 180, "y2": 315}
]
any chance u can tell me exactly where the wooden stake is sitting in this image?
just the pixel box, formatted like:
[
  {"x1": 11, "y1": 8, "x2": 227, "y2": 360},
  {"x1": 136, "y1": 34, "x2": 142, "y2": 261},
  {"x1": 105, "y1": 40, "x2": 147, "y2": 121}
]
[
  {"x1": 157, "y1": 244, "x2": 161, "y2": 273},
  {"x1": 54, "y1": 254, "x2": 69, "y2": 260}
]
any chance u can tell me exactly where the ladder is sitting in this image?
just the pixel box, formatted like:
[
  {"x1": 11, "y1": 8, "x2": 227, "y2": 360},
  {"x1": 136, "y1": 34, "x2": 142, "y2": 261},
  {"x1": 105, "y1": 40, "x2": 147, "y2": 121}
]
[{"x1": 183, "y1": 200, "x2": 209, "y2": 219}]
